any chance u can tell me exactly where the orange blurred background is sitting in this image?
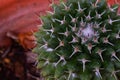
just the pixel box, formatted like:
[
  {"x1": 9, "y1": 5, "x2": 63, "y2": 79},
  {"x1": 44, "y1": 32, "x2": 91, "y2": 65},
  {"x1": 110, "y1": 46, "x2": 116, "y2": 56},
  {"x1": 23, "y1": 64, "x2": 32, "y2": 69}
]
[{"x1": 0, "y1": 0, "x2": 52, "y2": 49}]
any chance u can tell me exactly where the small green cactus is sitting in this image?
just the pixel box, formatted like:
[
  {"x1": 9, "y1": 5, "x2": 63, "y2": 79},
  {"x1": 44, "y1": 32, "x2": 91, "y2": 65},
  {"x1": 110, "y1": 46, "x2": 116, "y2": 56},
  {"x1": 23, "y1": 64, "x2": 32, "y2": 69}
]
[{"x1": 34, "y1": 0, "x2": 120, "y2": 80}]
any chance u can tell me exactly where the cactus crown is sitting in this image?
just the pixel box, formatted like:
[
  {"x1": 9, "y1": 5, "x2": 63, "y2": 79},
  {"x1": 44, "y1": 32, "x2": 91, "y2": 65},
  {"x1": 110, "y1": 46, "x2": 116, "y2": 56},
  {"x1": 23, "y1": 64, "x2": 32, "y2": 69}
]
[{"x1": 34, "y1": 0, "x2": 120, "y2": 80}]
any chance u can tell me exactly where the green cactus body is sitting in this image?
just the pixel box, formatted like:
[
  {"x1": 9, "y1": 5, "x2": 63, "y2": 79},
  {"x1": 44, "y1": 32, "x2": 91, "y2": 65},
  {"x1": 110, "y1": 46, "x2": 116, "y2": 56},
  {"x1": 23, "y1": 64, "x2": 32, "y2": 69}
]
[{"x1": 34, "y1": 0, "x2": 120, "y2": 80}]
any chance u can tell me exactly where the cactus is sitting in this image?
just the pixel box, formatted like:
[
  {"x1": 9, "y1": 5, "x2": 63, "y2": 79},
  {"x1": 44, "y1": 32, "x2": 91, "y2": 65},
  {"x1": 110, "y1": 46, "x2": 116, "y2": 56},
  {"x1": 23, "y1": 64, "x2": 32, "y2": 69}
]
[{"x1": 34, "y1": 0, "x2": 120, "y2": 80}]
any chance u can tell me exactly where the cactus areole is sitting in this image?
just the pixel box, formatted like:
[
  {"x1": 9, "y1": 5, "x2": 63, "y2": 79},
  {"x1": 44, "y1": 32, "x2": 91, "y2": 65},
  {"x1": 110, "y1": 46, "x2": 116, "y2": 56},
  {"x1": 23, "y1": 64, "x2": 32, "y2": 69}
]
[{"x1": 34, "y1": 0, "x2": 120, "y2": 80}]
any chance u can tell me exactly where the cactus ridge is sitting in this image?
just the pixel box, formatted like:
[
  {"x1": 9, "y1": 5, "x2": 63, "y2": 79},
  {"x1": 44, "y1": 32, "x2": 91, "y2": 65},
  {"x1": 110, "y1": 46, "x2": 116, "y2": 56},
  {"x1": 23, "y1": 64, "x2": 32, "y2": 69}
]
[{"x1": 34, "y1": 0, "x2": 120, "y2": 80}]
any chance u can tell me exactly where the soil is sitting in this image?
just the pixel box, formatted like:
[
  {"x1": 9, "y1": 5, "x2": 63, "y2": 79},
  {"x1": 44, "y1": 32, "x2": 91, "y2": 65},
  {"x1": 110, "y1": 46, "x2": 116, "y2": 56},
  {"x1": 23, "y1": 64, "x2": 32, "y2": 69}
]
[{"x1": 0, "y1": 41, "x2": 42, "y2": 80}]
